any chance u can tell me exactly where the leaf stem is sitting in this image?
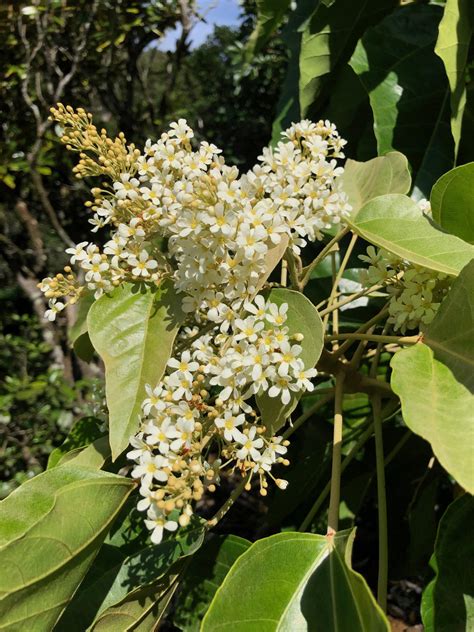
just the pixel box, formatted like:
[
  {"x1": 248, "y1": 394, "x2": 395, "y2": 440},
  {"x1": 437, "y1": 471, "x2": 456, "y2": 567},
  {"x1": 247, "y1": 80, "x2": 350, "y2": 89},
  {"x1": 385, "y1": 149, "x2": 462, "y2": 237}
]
[
  {"x1": 327, "y1": 372, "x2": 345, "y2": 533},
  {"x1": 325, "y1": 333, "x2": 419, "y2": 345},
  {"x1": 372, "y1": 394, "x2": 388, "y2": 612},
  {"x1": 319, "y1": 281, "x2": 386, "y2": 317},
  {"x1": 298, "y1": 421, "x2": 374, "y2": 532},
  {"x1": 323, "y1": 233, "x2": 359, "y2": 332},
  {"x1": 300, "y1": 227, "x2": 350, "y2": 288},
  {"x1": 334, "y1": 305, "x2": 389, "y2": 357},
  {"x1": 207, "y1": 473, "x2": 251, "y2": 528}
]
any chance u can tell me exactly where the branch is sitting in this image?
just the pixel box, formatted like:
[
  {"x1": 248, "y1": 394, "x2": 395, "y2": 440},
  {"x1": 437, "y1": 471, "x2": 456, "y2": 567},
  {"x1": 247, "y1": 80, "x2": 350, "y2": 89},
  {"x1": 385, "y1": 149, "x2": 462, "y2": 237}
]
[{"x1": 14, "y1": 200, "x2": 46, "y2": 273}]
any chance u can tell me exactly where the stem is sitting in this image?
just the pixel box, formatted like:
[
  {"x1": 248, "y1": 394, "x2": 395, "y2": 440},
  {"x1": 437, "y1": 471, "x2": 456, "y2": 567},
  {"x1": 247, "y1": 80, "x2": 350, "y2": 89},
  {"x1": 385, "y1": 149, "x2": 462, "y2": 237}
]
[
  {"x1": 300, "y1": 227, "x2": 350, "y2": 288},
  {"x1": 299, "y1": 421, "x2": 374, "y2": 532},
  {"x1": 324, "y1": 233, "x2": 358, "y2": 332},
  {"x1": 298, "y1": 399, "x2": 401, "y2": 533},
  {"x1": 372, "y1": 394, "x2": 388, "y2": 612},
  {"x1": 325, "y1": 333, "x2": 419, "y2": 345},
  {"x1": 327, "y1": 373, "x2": 345, "y2": 533},
  {"x1": 334, "y1": 305, "x2": 389, "y2": 358},
  {"x1": 207, "y1": 473, "x2": 251, "y2": 528},
  {"x1": 319, "y1": 281, "x2": 386, "y2": 317},
  {"x1": 283, "y1": 391, "x2": 335, "y2": 440},
  {"x1": 280, "y1": 258, "x2": 288, "y2": 287},
  {"x1": 285, "y1": 250, "x2": 302, "y2": 290}
]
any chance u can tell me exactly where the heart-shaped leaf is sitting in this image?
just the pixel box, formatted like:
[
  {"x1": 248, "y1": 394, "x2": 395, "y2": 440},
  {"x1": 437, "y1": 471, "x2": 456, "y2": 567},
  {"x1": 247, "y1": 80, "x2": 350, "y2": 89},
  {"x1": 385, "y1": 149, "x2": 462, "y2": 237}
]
[
  {"x1": 174, "y1": 534, "x2": 251, "y2": 631},
  {"x1": 201, "y1": 531, "x2": 390, "y2": 631}
]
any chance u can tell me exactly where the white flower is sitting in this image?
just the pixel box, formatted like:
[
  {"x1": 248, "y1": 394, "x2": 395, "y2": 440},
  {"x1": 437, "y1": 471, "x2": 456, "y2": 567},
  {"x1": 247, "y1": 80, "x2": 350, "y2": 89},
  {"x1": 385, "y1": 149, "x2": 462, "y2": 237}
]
[
  {"x1": 44, "y1": 299, "x2": 65, "y2": 321},
  {"x1": 131, "y1": 452, "x2": 169, "y2": 485},
  {"x1": 235, "y1": 426, "x2": 264, "y2": 462},
  {"x1": 266, "y1": 302, "x2": 288, "y2": 326},
  {"x1": 215, "y1": 412, "x2": 245, "y2": 442},
  {"x1": 144, "y1": 505, "x2": 178, "y2": 544},
  {"x1": 167, "y1": 351, "x2": 199, "y2": 379},
  {"x1": 128, "y1": 250, "x2": 158, "y2": 277},
  {"x1": 65, "y1": 241, "x2": 88, "y2": 264}
]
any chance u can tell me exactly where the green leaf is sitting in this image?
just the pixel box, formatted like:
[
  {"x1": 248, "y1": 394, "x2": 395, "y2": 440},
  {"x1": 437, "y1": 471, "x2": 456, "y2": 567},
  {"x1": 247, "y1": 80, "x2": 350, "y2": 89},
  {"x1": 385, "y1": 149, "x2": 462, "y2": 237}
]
[
  {"x1": 88, "y1": 568, "x2": 181, "y2": 631},
  {"x1": 349, "y1": 194, "x2": 474, "y2": 276},
  {"x1": 424, "y1": 259, "x2": 474, "y2": 391},
  {"x1": 201, "y1": 531, "x2": 390, "y2": 632},
  {"x1": 57, "y1": 436, "x2": 111, "y2": 470},
  {"x1": 69, "y1": 291, "x2": 96, "y2": 362},
  {"x1": 435, "y1": 0, "x2": 473, "y2": 156},
  {"x1": 0, "y1": 466, "x2": 134, "y2": 631},
  {"x1": 174, "y1": 535, "x2": 250, "y2": 631},
  {"x1": 245, "y1": 0, "x2": 290, "y2": 60},
  {"x1": 431, "y1": 162, "x2": 474, "y2": 244},
  {"x1": 349, "y1": 4, "x2": 454, "y2": 198},
  {"x1": 271, "y1": 0, "x2": 316, "y2": 143},
  {"x1": 256, "y1": 289, "x2": 324, "y2": 433},
  {"x1": 390, "y1": 344, "x2": 474, "y2": 493},
  {"x1": 299, "y1": 0, "x2": 397, "y2": 116},
  {"x1": 48, "y1": 416, "x2": 104, "y2": 469},
  {"x1": 88, "y1": 281, "x2": 184, "y2": 460},
  {"x1": 421, "y1": 494, "x2": 474, "y2": 632},
  {"x1": 340, "y1": 152, "x2": 411, "y2": 215},
  {"x1": 58, "y1": 520, "x2": 205, "y2": 631}
]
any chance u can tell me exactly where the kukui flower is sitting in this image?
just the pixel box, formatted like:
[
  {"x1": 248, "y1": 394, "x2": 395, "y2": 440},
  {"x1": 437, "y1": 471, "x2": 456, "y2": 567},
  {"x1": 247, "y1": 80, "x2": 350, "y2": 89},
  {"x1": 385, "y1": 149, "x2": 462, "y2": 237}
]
[{"x1": 40, "y1": 106, "x2": 353, "y2": 543}]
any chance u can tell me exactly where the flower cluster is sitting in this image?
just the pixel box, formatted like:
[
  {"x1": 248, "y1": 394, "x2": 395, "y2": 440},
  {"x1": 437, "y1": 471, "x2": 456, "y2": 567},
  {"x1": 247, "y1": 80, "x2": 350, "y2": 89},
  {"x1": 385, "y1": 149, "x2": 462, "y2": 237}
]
[
  {"x1": 39, "y1": 106, "x2": 351, "y2": 544},
  {"x1": 39, "y1": 108, "x2": 350, "y2": 324},
  {"x1": 127, "y1": 295, "x2": 317, "y2": 543},
  {"x1": 359, "y1": 246, "x2": 450, "y2": 332}
]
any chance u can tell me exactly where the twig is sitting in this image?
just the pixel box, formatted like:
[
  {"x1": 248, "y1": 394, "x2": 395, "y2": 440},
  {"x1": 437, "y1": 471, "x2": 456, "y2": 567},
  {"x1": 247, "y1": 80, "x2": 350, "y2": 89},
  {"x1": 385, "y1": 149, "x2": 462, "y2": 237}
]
[
  {"x1": 327, "y1": 372, "x2": 345, "y2": 533},
  {"x1": 300, "y1": 227, "x2": 350, "y2": 288}
]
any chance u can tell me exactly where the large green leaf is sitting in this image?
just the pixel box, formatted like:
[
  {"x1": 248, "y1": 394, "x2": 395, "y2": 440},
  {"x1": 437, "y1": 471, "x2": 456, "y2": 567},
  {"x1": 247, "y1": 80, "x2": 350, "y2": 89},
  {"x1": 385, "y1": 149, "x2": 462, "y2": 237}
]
[
  {"x1": 391, "y1": 344, "x2": 474, "y2": 493},
  {"x1": 58, "y1": 520, "x2": 205, "y2": 630},
  {"x1": 349, "y1": 4, "x2": 454, "y2": 198},
  {"x1": 272, "y1": 0, "x2": 316, "y2": 142},
  {"x1": 0, "y1": 466, "x2": 134, "y2": 631},
  {"x1": 435, "y1": 0, "x2": 473, "y2": 156},
  {"x1": 340, "y1": 152, "x2": 411, "y2": 214},
  {"x1": 48, "y1": 416, "x2": 104, "y2": 469},
  {"x1": 56, "y1": 436, "x2": 111, "y2": 470},
  {"x1": 349, "y1": 194, "x2": 474, "y2": 276},
  {"x1": 88, "y1": 281, "x2": 184, "y2": 460},
  {"x1": 201, "y1": 531, "x2": 389, "y2": 631},
  {"x1": 424, "y1": 259, "x2": 474, "y2": 391},
  {"x1": 422, "y1": 494, "x2": 474, "y2": 632},
  {"x1": 245, "y1": 0, "x2": 290, "y2": 60},
  {"x1": 88, "y1": 568, "x2": 181, "y2": 632},
  {"x1": 431, "y1": 163, "x2": 474, "y2": 244},
  {"x1": 68, "y1": 290, "x2": 96, "y2": 361},
  {"x1": 174, "y1": 534, "x2": 251, "y2": 631},
  {"x1": 299, "y1": 0, "x2": 397, "y2": 116},
  {"x1": 256, "y1": 289, "x2": 324, "y2": 433}
]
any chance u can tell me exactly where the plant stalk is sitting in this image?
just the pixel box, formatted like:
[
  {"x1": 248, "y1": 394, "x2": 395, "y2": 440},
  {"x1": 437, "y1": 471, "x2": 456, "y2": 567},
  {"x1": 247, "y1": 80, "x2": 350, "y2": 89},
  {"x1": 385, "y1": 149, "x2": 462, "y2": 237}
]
[
  {"x1": 300, "y1": 227, "x2": 350, "y2": 287},
  {"x1": 372, "y1": 394, "x2": 388, "y2": 612},
  {"x1": 327, "y1": 372, "x2": 345, "y2": 533}
]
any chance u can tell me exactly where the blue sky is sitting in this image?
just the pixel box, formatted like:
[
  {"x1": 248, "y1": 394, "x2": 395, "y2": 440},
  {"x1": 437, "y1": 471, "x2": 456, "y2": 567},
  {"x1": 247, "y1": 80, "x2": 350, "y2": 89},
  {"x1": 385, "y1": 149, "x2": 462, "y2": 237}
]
[{"x1": 158, "y1": 0, "x2": 242, "y2": 51}]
